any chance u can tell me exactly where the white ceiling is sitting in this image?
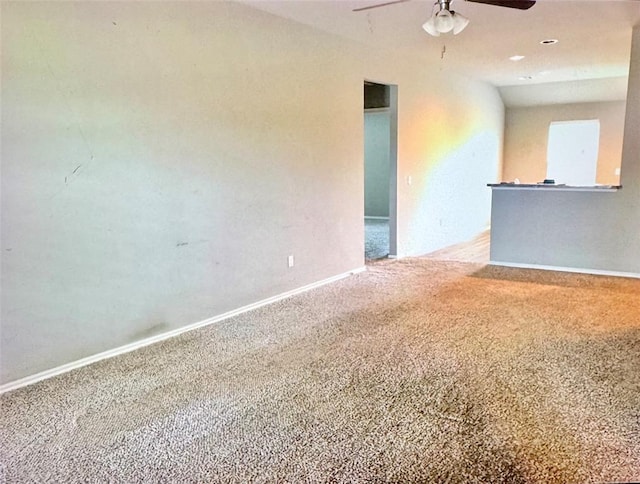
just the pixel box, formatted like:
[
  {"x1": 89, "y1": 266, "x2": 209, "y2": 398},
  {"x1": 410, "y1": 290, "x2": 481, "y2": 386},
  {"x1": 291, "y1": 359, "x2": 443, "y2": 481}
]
[{"x1": 240, "y1": 0, "x2": 640, "y2": 105}]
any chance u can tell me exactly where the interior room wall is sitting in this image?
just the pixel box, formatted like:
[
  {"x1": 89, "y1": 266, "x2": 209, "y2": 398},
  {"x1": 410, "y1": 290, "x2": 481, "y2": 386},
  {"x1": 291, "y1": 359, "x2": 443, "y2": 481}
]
[
  {"x1": 503, "y1": 101, "x2": 626, "y2": 185},
  {"x1": 394, "y1": 73, "x2": 505, "y2": 256},
  {"x1": 364, "y1": 109, "x2": 391, "y2": 218},
  {"x1": 490, "y1": 26, "x2": 640, "y2": 275},
  {"x1": 1, "y1": 1, "x2": 366, "y2": 384},
  {"x1": 1, "y1": 1, "x2": 504, "y2": 385}
]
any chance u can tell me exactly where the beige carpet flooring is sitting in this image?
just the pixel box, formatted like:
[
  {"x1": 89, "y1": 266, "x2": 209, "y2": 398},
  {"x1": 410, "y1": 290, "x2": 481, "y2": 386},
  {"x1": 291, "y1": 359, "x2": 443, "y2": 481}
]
[{"x1": 1, "y1": 259, "x2": 639, "y2": 483}]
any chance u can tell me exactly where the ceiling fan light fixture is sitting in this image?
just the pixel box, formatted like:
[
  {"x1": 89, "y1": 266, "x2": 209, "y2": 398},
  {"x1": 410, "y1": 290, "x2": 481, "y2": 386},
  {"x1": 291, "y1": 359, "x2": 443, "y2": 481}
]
[
  {"x1": 434, "y1": 8, "x2": 454, "y2": 33},
  {"x1": 422, "y1": 16, "x2": 441, "y2": 36},
  {"x1": 451, "y1": 11, "x2": 469, "y2": 35},
  {"x1": 423, "y1": 4, "x2": 469, "y2": 37}
]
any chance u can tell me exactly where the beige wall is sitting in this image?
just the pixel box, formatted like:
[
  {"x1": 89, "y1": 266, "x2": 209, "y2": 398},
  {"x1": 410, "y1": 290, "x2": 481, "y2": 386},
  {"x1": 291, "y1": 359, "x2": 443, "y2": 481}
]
[
  {"x1": 503, "y1": 101, "x2": 626, "y2": 185},
  {"x1": 395, "y1": 71, "x2": 504, "y2": 255},
  {"x1": 0, "y1": 1, "x2": 503, "y2": 384}
]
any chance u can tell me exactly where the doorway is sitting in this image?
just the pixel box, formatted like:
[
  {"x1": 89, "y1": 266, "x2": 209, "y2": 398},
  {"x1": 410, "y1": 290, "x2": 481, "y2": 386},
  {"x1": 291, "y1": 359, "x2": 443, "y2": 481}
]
[{"x1": 364, "y1": 81, "x2": 398, "y2": 260}]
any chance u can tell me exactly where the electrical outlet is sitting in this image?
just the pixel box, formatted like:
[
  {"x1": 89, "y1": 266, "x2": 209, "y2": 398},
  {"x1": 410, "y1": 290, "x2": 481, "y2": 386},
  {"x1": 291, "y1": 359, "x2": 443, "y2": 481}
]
[
  {"x1": 288, "y1": 255, "x2": 294, "y2": 268},
  {"x1": 407, "y1": 175, "x2": 412, "y2": 185},
  {"x1": 615, "y1": 167, "x2": 621, "y2": 176}
]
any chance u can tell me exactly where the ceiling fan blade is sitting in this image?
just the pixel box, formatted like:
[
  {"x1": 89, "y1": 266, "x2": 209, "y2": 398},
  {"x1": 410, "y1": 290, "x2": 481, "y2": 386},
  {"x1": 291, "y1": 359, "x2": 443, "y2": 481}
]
[
  {"x1": 353, "y1": 0, "x2": 411, "y2": 12},
  {"x1": 465, "y1": 0, "x2": 536, "y2": 9}
]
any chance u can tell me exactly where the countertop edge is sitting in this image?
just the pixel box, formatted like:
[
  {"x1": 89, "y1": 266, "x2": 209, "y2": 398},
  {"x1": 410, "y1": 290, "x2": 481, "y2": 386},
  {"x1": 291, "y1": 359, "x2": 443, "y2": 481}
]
[{"x1": 487, "y1": 184, "x2": 622, "y2": 192}]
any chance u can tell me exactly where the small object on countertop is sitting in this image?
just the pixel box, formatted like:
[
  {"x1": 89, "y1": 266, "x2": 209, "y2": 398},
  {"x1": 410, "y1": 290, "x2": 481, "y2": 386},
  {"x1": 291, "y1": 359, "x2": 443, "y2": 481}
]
[{"x1": 542, "y1": 179, "x2": 555, "y2": 184}]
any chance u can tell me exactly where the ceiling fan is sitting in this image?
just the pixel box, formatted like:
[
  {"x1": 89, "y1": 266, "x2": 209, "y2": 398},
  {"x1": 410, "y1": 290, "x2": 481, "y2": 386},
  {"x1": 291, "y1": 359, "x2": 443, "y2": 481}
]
[{"x1": 354, "y1": 0, "x2": 536, "y2": 36}]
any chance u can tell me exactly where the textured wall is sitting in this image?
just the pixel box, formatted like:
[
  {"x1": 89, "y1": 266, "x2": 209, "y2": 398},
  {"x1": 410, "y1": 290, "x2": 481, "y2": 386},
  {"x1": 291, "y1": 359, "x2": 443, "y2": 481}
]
[
  {"x1": 0, "y1": 1, "x2": 365, "y2": 383},
  {"x1": 0, "y1": 1, "x2": 504, "y2": 384},
  {"x1": 503, "y1": 101, "x2": 626, "y2": 185},
  {"x1": 395, "y1": 75, "x2": 504, "y2": 256}
]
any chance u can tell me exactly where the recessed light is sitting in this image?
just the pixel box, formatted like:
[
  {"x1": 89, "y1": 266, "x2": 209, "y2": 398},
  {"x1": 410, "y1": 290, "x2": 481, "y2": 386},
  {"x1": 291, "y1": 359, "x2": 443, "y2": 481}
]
[
  {"x1": 540, "y1": 39, "x2": 558, "y2": 45},
  {"x1": 509, "y1": 55, "x2": 525, "y2": 61}
]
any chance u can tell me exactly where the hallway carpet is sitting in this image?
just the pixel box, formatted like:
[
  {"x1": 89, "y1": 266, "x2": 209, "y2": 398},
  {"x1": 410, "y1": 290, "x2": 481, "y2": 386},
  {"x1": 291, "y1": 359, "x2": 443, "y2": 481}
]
[
  {"x1": 364, "y1": 218, "x2": 389, "y2": 260},
  {"x1": 1, "y1": 259, "x2": 639, "y2": 483}
]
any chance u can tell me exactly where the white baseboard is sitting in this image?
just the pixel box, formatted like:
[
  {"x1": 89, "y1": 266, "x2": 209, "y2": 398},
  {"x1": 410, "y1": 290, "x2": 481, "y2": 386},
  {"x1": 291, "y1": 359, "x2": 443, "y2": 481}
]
[
  {"x1": 489, "y1": 261, "x2": 640, "y2": 279},
  {"x1": 0, "y1": 266, "x2": 367, "y2": 394},
  {"x1": 364, "y1": 216, "x2": 390, "y2": 220}
]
